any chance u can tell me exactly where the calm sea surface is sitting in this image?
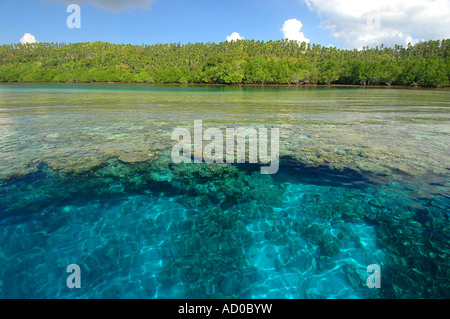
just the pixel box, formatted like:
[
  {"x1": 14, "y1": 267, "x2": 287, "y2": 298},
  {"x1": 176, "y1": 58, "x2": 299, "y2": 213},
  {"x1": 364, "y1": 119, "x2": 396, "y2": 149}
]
[{"x1": 0, "y1": 83, "x2": 449, "y2": 298}]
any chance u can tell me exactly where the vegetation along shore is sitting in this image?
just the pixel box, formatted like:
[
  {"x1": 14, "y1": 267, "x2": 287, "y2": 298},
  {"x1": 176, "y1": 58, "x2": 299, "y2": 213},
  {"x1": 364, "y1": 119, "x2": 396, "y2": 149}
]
[{"x1": 1, "y1": 39, "x2": 449, "y2": 87}]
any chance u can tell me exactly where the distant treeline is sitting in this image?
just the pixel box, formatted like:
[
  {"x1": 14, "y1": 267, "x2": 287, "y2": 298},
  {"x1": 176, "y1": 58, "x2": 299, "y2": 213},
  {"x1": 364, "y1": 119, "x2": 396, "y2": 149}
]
[{"x1": 0, "y1": 39, "x2": 449, "y2": 87}]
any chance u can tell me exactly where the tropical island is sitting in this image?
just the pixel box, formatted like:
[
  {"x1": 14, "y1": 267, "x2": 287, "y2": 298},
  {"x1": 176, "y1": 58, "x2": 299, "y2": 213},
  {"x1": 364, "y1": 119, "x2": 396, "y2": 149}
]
[{"x1": 1, "y1": 39, "x2": 449, "y2": 87}]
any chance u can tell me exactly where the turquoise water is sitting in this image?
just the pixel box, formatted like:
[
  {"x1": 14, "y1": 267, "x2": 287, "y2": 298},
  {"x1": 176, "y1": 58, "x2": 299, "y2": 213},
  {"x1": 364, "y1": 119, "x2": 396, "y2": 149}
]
[{"x1": 0, "y1": 84, "x2": 449, "y2": 298}]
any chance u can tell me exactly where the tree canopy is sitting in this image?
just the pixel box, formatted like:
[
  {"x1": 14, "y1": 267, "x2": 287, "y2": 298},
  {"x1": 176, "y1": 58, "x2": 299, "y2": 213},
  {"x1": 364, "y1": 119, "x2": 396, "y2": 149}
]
[{"x1": 0, "y1": 39, "x2": 449, "y2": 87}]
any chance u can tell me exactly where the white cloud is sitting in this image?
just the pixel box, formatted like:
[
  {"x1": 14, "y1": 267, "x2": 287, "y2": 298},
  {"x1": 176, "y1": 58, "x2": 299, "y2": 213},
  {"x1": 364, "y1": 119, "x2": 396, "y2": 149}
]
[
  {"x1": 20, "y1": 33, "x2": 38, "y2": 44},
  {"x1": 281, "y1": 19, "x2": 310, "y2": 43},
  {"x1": 303, "y1": 0, "x2": 450, "y2": 49},
  {"x1": 46, "y1": 0, "x2": 153, "y2": 11},
  {"x1": 226, "y1": 32, "x2": 244, "y2": 42}
]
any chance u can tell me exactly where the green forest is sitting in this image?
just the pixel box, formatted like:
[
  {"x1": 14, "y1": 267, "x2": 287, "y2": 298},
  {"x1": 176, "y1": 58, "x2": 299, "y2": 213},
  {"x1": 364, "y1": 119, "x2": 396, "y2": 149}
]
[{"x1": 0, "y1": 39, "x2": 449, "y2": 87}]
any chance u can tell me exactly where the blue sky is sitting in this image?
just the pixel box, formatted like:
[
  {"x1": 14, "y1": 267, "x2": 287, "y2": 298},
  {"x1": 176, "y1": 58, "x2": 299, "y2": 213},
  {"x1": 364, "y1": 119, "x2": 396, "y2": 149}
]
[
  {"x1": 0, "y1": 0, "x2": 337, "y2": 46},
  {"x1": 0, "y1": 0, "x2": 449, "y2": 49}
]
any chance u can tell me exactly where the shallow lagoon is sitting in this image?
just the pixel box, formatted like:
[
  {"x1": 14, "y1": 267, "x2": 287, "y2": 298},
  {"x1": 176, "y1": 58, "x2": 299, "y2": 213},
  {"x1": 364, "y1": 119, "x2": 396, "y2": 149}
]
[{"x1": 0, "y1": 84, "x2": 448, "y2": 298}]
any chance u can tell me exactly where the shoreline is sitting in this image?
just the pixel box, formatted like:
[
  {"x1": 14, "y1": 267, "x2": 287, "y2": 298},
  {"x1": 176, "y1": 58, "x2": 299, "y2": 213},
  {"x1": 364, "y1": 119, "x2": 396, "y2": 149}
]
[{"x1": 0, "y1": 81, "x2": 449, "y2": 89}]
